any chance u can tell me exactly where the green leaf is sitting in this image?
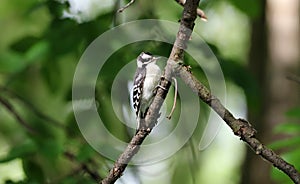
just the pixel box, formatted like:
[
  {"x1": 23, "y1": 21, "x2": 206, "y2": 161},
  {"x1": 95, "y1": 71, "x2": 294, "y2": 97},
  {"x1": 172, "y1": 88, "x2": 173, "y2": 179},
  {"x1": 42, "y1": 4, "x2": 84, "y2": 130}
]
[
  {"x1": 22, "y1": 159, "x2": 45, "y2": 183},
  {"x1": 269, "y1": 137, "x2": 300, "y2": 150},
  {"x1": 0, "y1": 40, "x2": 48, "y2": 74},
  {"x1": 0, "y1": 139, "x2": 37, "y2": 163},
  {"x1": 274, "y1": 123, "x2": 300, "y2": 135},
  {"x1": 24, "y1": 40, "x2": 49, "y2": 64},
  {"x1": 41, "y1": 60, "x2": 62, "y2": 93},
  {"x1": 60, "y1": 177, "x2": 77, "y2": 184},
  {"x1": 271, "y1": 166, "x2": 293, "y2": 184},
  {"x1": 10, "y1": 36, "x2": 40, "y2": 53},
  {"x1": 283, "y1": 148, "x2": 300, "y2": 165},
  {"x1": 77, "y1": 144, "x2": 96, "y2": 162},
  {"x1": 271, "y1": 148, "x2": 300, "y2": 183},
  {"x1": 0, "y1": 52, "x2": 25, "y2": 73},
  {"x1": 65, "y1": 113, "x2": 81, "y2": 138},
  {"x1": 286, "y1": 107, "x2": 300, "y2": 118},
  {"x1": 37, "y1": 138, "x2": 64, "y2": 161}
]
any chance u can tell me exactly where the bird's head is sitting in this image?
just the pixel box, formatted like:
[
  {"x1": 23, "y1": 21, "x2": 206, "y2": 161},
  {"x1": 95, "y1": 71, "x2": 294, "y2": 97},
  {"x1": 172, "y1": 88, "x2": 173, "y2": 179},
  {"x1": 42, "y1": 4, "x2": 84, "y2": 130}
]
[{"x1": 137, "y1": 52, "x2": 160, "y2": 68}]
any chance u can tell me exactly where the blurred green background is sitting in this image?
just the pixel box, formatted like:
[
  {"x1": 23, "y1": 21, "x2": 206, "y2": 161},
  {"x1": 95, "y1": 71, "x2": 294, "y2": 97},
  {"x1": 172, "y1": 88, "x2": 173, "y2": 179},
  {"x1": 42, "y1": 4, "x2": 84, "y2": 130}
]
[{"x1": 0, "y1": 0, "x2": 299, "y2": 184}]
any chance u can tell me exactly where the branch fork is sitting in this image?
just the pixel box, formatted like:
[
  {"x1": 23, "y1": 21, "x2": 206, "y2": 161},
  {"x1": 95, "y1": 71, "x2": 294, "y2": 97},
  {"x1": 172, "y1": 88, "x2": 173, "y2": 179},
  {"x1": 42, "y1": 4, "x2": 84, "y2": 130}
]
[{"x1": 102, "y1": 0, "x2": 300, "y2": 183}]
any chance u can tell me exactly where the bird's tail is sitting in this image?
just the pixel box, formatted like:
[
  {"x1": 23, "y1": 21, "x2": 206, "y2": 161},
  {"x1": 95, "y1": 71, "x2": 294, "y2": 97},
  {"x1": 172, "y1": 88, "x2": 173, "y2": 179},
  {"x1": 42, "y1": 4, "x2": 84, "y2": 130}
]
[
  {"x1": 135, "y1": 117, "x2": 141, "y2": 134},
  {"x1": 136, "y1": 115, "x2": 147, "y2": 134}
]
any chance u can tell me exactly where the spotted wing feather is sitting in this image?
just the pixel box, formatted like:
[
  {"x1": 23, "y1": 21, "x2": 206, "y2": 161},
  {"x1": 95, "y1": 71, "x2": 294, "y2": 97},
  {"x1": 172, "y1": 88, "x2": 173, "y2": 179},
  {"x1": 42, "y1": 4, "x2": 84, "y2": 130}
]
[{"x1": 133, "y1": 69, "x2": 145, "y2": 116}]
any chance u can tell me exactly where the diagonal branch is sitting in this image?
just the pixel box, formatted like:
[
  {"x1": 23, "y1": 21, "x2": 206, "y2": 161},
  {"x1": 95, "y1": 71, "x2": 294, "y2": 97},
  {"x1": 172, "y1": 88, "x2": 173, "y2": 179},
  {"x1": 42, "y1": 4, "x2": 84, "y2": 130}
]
[
  {"x1": 117, "y1": 0, "x2": 136, "y2": 13},
  {"x1": 101, "y1": 0, "x2": 300, "y2": 183},
  {"x1": 174, "y1": 62, "x2": 300, "y2": 184},
  {"x1": 0, "y1": 95, "x2": 37, "y2": 135},
  {"x1": 0, "y1": 86, "x2": 65, "y2": 129},
  {"x1": 100, "y1": 0, "x2": 200, "y2": 183},
  {"x1": 287, "y1": 74, "x2": 300, "y2": 85},
  {"x1": 64, "y1": 151, "x2": 102, "y2": 181}
]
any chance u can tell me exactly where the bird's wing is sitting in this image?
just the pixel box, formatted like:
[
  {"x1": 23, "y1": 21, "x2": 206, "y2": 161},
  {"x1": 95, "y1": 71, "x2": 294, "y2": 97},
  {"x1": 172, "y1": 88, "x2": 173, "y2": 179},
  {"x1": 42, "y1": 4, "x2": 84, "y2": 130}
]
[{"x1": 132, "y1": 69, "x2": 145, "y2": 116}]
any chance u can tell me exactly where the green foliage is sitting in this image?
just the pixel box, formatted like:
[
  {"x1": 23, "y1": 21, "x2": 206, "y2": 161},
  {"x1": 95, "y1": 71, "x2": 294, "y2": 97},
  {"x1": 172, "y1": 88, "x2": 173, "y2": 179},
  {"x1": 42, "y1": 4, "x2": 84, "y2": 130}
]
[
  {"x1": 227, "y1": 0, "x2": 262, "y2": 18},
  {"x1": 77, "y1": 144, "x2": 97, "y2": 162},
  {"x1": 0, "y1": 0, "x2": 265, "y2": 183},
  {"x1": 0, "y1": 1, "x2": 112, "y2": 182},
  {"x1": 270, "y1": 107, "x2": 300, "y2": 183},
  {"x1": 22, "y1": 159, "x2": 45, "y2": 183},
  {"x1": 0, "y1": 139, "x2": 37, "y2": 163},
  {"x1": 207, "y1": 44, "x2": 260, "y2": 111}
]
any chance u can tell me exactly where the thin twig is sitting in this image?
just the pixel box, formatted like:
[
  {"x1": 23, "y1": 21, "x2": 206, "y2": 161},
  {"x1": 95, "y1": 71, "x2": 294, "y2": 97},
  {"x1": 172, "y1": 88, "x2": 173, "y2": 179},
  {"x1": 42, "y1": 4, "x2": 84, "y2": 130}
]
[
  {"x1": 175, "y1": 0, "x2": 207, "y2": 21},
  {"x1": 167, "y1": 77, "x2": 178, "y2": 119},
  {"x1": 64, "y1": 151, "x2": 102, "y2": 181},
  {"x1": 287, "y1": 74, "x2": 300, "y2": 85},
  {"x1": 117, "y1": 0, "x2": 135, "y2": 13},
  {"x1": 0, "y1": 86, "x2": 65, "y2": 129},
  {"x1": 0, "y1": 96, "x2": 37, "y2": 135}
]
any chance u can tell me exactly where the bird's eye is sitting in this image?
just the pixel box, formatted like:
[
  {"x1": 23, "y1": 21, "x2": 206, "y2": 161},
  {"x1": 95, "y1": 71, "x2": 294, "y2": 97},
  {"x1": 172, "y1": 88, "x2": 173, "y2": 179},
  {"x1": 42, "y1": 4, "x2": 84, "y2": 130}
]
[
  {"x1": 140, "y1": 55, "x2": 152, "y2": 61},
  {"x1": 144, "y1": 58, "x2": 151, "y2": 62}
]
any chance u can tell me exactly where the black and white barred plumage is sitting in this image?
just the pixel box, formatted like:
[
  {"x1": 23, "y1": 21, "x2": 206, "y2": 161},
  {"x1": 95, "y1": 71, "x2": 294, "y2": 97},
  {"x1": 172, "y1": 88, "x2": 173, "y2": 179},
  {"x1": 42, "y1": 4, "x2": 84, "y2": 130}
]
[{"x1": 132, "y1": 52, "x2": 161, "y2": 131}]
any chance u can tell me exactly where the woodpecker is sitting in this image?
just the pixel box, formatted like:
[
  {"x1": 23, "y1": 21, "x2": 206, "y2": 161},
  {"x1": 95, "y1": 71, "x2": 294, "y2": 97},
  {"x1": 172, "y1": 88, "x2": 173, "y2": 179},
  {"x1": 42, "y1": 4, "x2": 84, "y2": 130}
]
[{"x1": 132, "y1": 52, "x2": 161, "y2": 132}]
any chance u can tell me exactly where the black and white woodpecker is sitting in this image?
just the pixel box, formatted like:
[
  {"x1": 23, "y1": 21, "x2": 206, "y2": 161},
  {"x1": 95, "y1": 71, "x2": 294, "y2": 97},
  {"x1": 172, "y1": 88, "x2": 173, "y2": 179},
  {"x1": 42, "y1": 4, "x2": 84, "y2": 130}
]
[{"x1": 132, "y1": 52, "x2": 161, "y2": 132}]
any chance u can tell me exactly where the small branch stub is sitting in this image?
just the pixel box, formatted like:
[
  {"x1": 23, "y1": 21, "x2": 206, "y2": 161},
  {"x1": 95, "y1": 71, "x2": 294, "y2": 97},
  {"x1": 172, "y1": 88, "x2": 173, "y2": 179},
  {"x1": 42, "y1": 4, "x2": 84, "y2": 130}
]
[
  {"x1": 166, "y1": 77, "x2": 178, "y2": 119},
  {"x1": 117, "y1": 0, "x2": 136, "y2": 13},
  {"x1": 175, "y1": 0, "x2": 208, "y2": 21}
]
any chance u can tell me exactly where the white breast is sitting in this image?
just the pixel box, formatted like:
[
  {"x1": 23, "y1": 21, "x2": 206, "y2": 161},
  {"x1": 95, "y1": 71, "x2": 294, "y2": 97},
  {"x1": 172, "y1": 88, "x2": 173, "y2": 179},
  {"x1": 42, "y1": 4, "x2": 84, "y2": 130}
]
[{"x1": 142, "y1": 62, "x2": 161, "y2": 101}]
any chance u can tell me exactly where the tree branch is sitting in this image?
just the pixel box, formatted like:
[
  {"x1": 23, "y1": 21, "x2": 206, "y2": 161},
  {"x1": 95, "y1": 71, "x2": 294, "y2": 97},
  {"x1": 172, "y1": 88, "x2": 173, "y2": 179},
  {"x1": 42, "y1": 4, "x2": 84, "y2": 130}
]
[
  {"x1": 175, "y1": 65, "x2": 300, "y2": 183},
  {"x1": 101, "y1": 0, "x2": 200, "y2": 183},
  {"x1": 117, "y1": 0, "x2": 136, "y2": 13},
  {"x1": 175, "y1": 0, "x2": 207, "y2": 21},
  {"x1": 0, "y1": 95, "x2": 37, "y2": 135},
  {"x1": 0, "y1": 86, "x2": 65, "y2": 129},
  {"x1": 102, "y1": 0, "x2": 300, "y2": 183},
  {"x1": 287, "y1": 74, "x2": 300, "y2": 85},
  {"x1": 64, "y1": 151, "x2": 102, "y2": 181}
]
